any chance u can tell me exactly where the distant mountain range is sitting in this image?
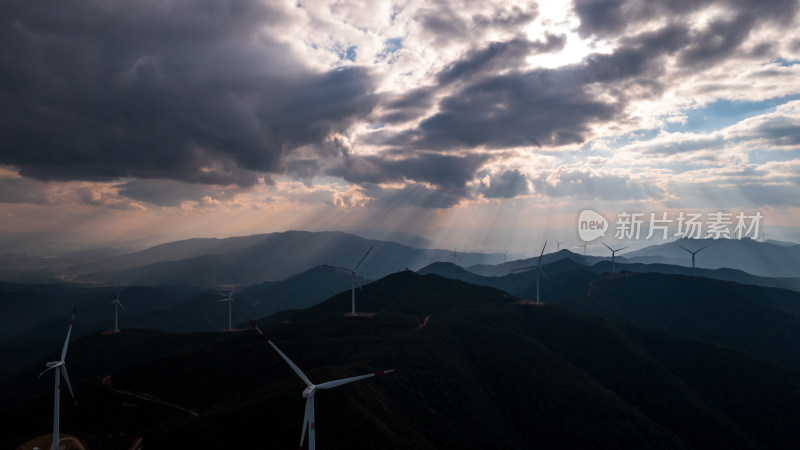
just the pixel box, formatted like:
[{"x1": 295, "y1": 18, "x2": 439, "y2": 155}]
[
  {"x1": 67, "y1": 230, "x2": 497, "y2": 285},
  {"x1": 2, "y1": 231, "x2": 797, "y2": 287},
  {"x1": 623, "y1": 237, "x2": 800, "y2": 278},
  {"x1": 3, "y1": 233, "x2": 799, "y2": 385},
  {"x1": 426, "y1": 252, "x2": 800, "y2": 294}
]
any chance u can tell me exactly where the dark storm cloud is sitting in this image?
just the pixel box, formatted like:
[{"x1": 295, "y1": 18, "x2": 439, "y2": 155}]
[
  {"x1": 752, "y1": 116, "x2": 800, "y2": 146},
  {"x1": 413, "y1": 69, "x2": 621, "y2": 149},
  {"x1": 418, "y1": 2, "x2": 537, "y2": 45},
  {"x1": 479, "y1": 170, "x2": 531, "y2": 198},
  {"x1": 0, "y1": 0, "x2": 377, "y2": 187},
  {"x1": 331, "y1": 152, "x2": 490, "y2": 189},
  {"x1": 374, "y1": 87, "x2": 437, "y2": 125},
  {"x1": 677, "y1": 14, "x2": 758, "y2": 69},
  {"x1": 371, "y1": 20, "x2": 734, "y2": 153},
  {"x1": 374, "y1": 34, "x2": 566, "y2": 128},
  {"x1": 115, "y1": 179, "x2": 243, "y2": 207},
  {"x1": 437, "y1": 35, "x2": 566, "y2": 85},
  {"x1": 572, "y1": 0, "x2": 797, "y2": 39},
  {"x1": 572, "y1": 0, "x2": 799, "y2": 74}
]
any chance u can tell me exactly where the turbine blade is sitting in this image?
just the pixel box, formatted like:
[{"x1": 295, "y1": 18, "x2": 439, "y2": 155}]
[
  {"x1": 325, "y1": 264, "x2": 350, "y2": 273},
  {"x1": 353, "y1": 246, "x2": 374, "y2": 271},
  {"x1": 602, "y1": 241, "x2": 612, "y2": 251},
  {"x1": 228, "y1": 284, "x2": 236, "y2": 300},
  {"x1": 38, "y1": 363, "x2": 61, "y2": 379},
  {"x1": 696, "y1": 245, "x2": 709, "y2": 254},
  {"x1": 60, "y1": 308, "x2": 76, "y2": 361},
  {"x1": 316, "y1": 368, "x2": 395, "y2": 390},
  {"x1": 249, "y1": 321, "x2": 313, "y2": 387},
  {"x1": 299, "y1": 398, "x2": 311, "y2": 450},
  {"x1": 678, "y1": 245, "x2": 692, "y2": 253},
  {"x1": 118, "y1": 301, "x2": 126, "y2": 311},
  {"x1": 61, "y1": 366, "x2": 76, "y2": 402},
  {"x1": 617, "y1": 246, "x2": 629, "y2": 252},
  {"x1": 537, "y1": 241, "x2": 547, "y2": 266}
]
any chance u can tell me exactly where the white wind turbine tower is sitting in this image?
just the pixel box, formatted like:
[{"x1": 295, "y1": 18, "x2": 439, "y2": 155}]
[
  {"x1": 678, "y1": 244, "x2": 708, "y2": 277},
  {"x1": 250, "y1": 321, "x2": 395, "y2": 450},
  {"x1": 602, "y1": 242, "x2": 628, "y2": 274},
  {"x1": 512, "y1": 241, "x2": 549, "y2": 304},
  {"x1": 39, "y1": 308, "x2": 77, "y2": 450},
  {"x1": 325, "y1": 246, "x2": 373, "y2": 317},
  {"x1": 218, "y1": 284, "x2": 236, "y2": 331},
  {"x1": 111, "y1": 282, "x2": 125, "y2": 333}
]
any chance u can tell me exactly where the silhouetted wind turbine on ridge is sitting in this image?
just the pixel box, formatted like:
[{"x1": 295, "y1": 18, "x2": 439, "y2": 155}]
[
  {"x1": 111, "y1": 282, "x2": 125, "y2": 333},
  {"x1": 512, "y1": 241, "x2": 549, "y2": 304},
  {"x1": 678, "y1": 244, "x2": 708, "y2": 277},
  {"x1": 325, "y1": 246, "x2": 373, "y2": 317},
  {"x1": 602, "y1": 242, "x2": 628, "y2": 274},
  {"x1": 218, "y1": 284, "x2": 235, "y2": 331}
]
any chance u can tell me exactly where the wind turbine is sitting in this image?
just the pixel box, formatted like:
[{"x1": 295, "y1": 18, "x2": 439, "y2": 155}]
[
  {"x1": 555, "y1": 239, "x2": 563, "y2": 251},
  {"x1": 451, "y1": 248, "x2": 458, "y2": 265},
  {"x1": 512, "y1": 242, "x2": 549, "y2": 304},
  {"x1": 582, "y1": 242, "x2": 588, "y2": 256},
  {"x1": 502, "y1": 251, "x2": 508, "y2": 263},
  {"x1": 678, "y1": 244, "x2": 708, "y2": 277},
  {"x1": 39, "y1": 308, "x2": 77, "y2": 450},
  {"x1": 250, "y1": 321, "x2": 395, "y2": 450},
  {"x1": 325, "y1": 246, "x2": 373, "y2": 317},
  {"x1": 111, "y1": 282, "x2": 125, "y2": 333},
  {"x1": 602, "y1": 242, "x2": 628, "y2": 274},
  {"x1": 422, "y1": 252, "x2": 429, "y2": 268},
  {"x1": 218, "y1": 284, "x2": 236, "y2": 331}
]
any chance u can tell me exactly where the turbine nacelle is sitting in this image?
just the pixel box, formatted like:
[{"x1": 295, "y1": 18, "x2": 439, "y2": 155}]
[{"x1": 302, "y1": 385, "x2": 317, "y2": 398}]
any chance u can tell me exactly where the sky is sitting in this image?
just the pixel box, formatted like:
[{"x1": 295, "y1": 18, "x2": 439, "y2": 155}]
[{"x1": 1, "y1": 0, "x2": 799, "y2": 255}]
